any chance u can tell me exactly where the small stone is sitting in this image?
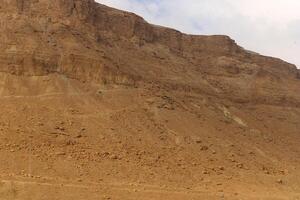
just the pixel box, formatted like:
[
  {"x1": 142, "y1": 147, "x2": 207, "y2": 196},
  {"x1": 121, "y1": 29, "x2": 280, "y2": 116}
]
[
  {"x1": 110, "y1": 155, "x2": 118, "y2": 160},
  {"x1": 55, "y1": 152, "x2": 66, "y2": 156},
  {"x1": 55, "y1": 126, "x2": 65, "y2": 131},
  {"x1": 200, "y1": 146, "x2": 209, "y2": 151},
  {"x1": 102, "y1": 195, "x2": 111, "y2": 200},
  {"x1": 195, "y1": 140, "x2": 202, "y2": 144},
  {"x1": 75, "y1": 134, "x2": 82, "y2": 138},
  {"x1": 277, "y1": 179, "x2": 283, "y2": 184},
  {"x1": 236, "y1": 163, "x2": 244, "y2": 169}
]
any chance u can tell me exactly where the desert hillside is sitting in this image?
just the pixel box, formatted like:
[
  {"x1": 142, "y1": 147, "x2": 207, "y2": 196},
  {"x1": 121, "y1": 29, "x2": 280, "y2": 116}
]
[{"x1": 0, "y1": 1, "x2": 299, "y2": 199}]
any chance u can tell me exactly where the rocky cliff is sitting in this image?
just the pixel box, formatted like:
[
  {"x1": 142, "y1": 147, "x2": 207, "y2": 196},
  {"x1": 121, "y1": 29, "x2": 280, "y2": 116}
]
[
  {"x1": 1, "y1": 0, "x2": 299, "y2": 106},
  {"x1": 0, "y1": 1, "x2": 300, "y2": 200}
]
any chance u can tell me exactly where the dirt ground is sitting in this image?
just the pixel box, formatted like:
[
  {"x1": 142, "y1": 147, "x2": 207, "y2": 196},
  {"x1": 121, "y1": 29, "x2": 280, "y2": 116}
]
[
  {"x1": 0, "y1": 74, "x2": 299, "y2": 199},
  {"x1": 0, "y1": 1, "x2": 300, "y2": 199}
]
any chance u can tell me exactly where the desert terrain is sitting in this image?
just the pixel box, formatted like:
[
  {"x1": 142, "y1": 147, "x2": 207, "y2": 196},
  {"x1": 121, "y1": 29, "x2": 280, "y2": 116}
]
[{"x1": 0, "y1": 0, "x2": 299, "y2": 199}]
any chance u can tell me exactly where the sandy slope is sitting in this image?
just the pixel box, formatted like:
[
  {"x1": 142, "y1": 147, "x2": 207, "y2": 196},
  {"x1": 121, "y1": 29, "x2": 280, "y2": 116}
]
[
  {"x1": 0, "y1": 73, "x2": 299, "y2": 199},
  {"x1": 0, "y1": 1, "x2": 300, "y2": 199}
]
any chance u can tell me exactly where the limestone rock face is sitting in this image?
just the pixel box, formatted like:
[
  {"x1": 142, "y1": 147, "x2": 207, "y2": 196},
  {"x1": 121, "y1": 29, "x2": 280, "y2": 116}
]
[
  {"x1": 0, "y1": 1, "x2": 300, "y2": 199},
  {"x1": 2, "y1": 0, "x2": 94, "y2": 17},
  {"x1": 0, "y1": 0, "x2": 299, "y2": 107}
]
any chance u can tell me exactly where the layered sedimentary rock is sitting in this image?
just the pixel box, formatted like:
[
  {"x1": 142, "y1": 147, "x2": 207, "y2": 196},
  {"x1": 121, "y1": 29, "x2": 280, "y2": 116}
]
[
  {"x1": 0, "y1": 1, "x2": 300, "y2": 199},
  {"x1": 0, "y1": 0, "x2": 299, "y2": 106}
]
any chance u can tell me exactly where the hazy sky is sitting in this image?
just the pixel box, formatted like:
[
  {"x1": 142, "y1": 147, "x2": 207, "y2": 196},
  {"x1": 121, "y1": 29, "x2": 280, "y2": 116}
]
[{"x1": 97, "y1": 0, "x2": 300, "y2": 67}]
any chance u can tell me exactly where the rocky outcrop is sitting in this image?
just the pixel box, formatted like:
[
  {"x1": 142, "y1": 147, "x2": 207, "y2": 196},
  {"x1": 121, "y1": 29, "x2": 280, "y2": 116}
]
[
  {"x1": 1, "y1": 2, "x2": 300, "y2": 198},
  {"x1": 0, "y1": 0, "x2": 299, "y2": 106}
]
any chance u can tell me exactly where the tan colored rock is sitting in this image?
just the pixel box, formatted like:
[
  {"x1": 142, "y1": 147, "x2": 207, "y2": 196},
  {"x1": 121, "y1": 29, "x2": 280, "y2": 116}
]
[{"x1": 0, "y1": 1, "x2": 299, "y2": 199}]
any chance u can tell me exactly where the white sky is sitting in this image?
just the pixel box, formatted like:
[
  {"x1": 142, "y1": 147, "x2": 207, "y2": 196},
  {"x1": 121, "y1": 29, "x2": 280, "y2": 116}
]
[{"x1": 97, "y1": 0, "x2": 300, "y2": 67}]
